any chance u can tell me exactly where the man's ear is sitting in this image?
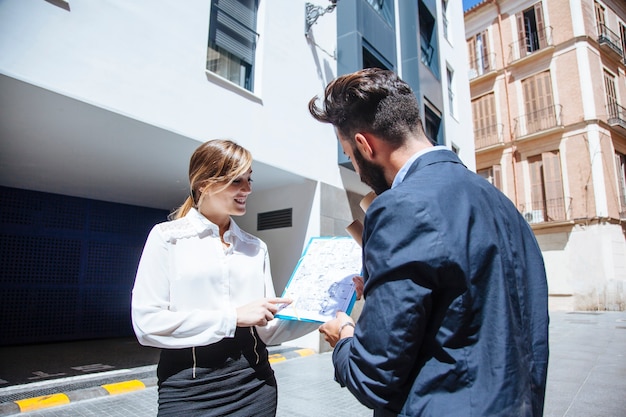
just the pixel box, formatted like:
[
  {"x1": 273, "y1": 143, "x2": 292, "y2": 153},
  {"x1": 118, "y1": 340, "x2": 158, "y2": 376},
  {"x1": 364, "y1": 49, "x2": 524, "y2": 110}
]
[{"x1": 354, "y1": 132, "x2": 375, "y2": 160}]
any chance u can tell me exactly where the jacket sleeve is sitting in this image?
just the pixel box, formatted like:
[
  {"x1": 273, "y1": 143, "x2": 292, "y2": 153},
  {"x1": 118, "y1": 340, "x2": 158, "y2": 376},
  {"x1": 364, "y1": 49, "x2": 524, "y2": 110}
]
[
  {"x1": 131, "y1": 225, "x2": 237, "y2": 349},
  {"x1": 331, "y1": 194, "x2": 466, "y2": 412}
]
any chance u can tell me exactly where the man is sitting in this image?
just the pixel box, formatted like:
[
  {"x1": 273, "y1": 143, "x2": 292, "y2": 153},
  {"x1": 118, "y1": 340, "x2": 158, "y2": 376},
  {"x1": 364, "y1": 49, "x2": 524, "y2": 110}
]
[{"x1": 313, "y1": 68, "x2": 549, "y2": 417}]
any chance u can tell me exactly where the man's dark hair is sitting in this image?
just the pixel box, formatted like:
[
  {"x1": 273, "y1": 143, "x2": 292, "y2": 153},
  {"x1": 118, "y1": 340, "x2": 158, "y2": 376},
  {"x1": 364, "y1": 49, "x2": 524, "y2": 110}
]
[{"x1": 308, "y1": 68, "x2": 423, "y2": 146}]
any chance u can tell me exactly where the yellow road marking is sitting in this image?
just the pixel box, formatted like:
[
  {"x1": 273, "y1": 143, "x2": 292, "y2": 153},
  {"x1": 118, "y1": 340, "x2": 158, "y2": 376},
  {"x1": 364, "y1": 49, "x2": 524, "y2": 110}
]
[
  {"x1": 102, "y1": 380, "x2": 145, "y2": 395},
  {"x1": 16, "y1": 393, "x2": 70, "y2": 412},
  {"x1": 295, "y1": 348, "x2": 315, "y2": 357},
  {"x1": 269, "y1": 354, "x2": 287, "y2": 363}
]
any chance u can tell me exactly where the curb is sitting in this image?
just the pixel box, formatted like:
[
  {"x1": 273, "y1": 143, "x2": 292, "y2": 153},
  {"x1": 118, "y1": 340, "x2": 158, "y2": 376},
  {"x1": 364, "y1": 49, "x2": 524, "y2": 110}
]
[
  {"x1": 269, "y1": 347, "x2": 316, "y2": 364},
  {"x1": 0, "y1": 377, "x2": 157, "y2": 416},
  {"x1": 0, "y1": 348, "x2": 316, "y2": 415}
]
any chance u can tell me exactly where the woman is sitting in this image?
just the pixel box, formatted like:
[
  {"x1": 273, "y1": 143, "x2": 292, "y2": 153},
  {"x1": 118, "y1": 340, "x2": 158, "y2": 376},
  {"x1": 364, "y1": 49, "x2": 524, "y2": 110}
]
[{"x1": 131, "y1": 139, "x2": 317, "y2": 416}]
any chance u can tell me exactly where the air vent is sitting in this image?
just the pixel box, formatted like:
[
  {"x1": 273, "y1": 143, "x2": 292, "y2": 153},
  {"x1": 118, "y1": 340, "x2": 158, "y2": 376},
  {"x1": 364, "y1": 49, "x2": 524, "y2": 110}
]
[{"x1": 257, "y1": 208, "x2": 292, "y2": 231}]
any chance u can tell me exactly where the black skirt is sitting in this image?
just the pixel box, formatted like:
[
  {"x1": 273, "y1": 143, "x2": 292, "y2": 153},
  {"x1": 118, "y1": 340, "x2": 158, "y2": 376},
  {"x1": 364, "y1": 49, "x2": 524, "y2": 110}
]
[{"x1": 157, "y1": 327, "x2": 277, "y2": 417}]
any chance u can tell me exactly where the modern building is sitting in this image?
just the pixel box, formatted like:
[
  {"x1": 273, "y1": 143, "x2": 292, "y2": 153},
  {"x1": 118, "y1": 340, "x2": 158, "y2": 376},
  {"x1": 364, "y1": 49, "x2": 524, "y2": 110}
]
[
  {"x1": 465, "y1": 0, "x2": 626, "y2": 311},
  {"x1": 0, "y1": 0, "x2": 472, "y2": 350}
]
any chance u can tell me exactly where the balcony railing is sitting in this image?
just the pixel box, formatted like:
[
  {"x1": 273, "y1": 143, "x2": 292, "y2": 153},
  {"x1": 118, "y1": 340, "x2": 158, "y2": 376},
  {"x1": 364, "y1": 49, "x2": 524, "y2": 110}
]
[
  {"x1": 468, "y1": 52, "x2": 497, "y2": 80},
  {"x1": 518, "y1": 197, "x2": 572, "y2": 224},
  {"x1": 607, "y1": 102, "x2": 626, "y2": 131},
  {"x1": 597, "y1": 23, "x2": 624, "y2": 58},
  {"x1": 509, "y1": 26, "x2": 553, "y2": 62},
  {"x1": 474, "y1": 123, "x2": 504, "y2": 150},
  {"x1": 513, "y1": 104, "x2": 563, "y2": 138}
]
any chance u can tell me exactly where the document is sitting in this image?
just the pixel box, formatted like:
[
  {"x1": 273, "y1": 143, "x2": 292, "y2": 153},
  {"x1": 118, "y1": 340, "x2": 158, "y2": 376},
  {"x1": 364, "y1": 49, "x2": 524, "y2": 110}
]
[{"x1": 276, "y1": 236, "x2": 362, "y2": 323}]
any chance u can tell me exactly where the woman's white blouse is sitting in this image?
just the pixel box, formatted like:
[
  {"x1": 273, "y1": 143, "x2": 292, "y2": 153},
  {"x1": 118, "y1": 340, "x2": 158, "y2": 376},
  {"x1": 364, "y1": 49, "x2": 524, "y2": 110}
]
[{"x1": 131, "y1": 208, "x2": 315, "y2": 349}]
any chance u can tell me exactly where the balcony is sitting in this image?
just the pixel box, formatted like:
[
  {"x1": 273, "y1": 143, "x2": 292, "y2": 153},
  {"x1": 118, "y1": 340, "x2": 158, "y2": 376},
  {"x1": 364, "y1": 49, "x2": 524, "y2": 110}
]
[
  {"x1": 474, "y1": 123, "x2": 504, "y2": 150},
  {"x1": 597, "y1": 23, "x2": 624, "y2": 59},
  {"x1": 508, "y1": 26, "x2": 553, "y2": 63},
  {"x1": 607, "y1": 102, "x2": 626, "y2": 132},
  {"x1": 468, "y1": 52, "x2": 497, "y2": 81},
  {"x1": 518, "y1": 197, "x2": 572, "y2": 224},
  {"x1": 514, "y1": 104, "x2": 563, "y2": 139}
]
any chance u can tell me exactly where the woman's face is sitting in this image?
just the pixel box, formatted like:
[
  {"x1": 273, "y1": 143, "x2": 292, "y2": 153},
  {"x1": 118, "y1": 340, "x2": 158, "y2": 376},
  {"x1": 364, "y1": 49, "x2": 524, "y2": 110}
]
[{"x1": 198, "y1": 168, "x2": 253, "y2": 224}]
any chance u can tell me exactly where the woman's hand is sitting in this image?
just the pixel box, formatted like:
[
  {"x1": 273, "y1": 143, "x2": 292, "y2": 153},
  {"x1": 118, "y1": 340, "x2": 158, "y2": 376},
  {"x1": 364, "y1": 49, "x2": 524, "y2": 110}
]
[{"x1": 236, "y1": 298, "x2": 292, "y2": 327}]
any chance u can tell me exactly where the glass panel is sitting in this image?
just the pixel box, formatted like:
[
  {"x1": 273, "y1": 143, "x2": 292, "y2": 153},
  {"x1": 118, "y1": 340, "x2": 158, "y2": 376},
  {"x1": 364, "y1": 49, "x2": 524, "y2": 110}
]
[
  {"x1": 207, "y1": 0, "x2": 258, "y2": 91},
  {"x1": 365, "y1": 0, "x2": 394, "y2": 27}
]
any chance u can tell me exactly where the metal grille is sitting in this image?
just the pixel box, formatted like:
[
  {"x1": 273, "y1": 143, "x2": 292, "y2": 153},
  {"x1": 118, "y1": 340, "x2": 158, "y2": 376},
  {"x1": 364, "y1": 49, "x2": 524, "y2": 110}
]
[
  {"x1": 0, "y1": 186, "x2": 168, "y2": 345},
  {"x1": 257, "y1": 208, "x2": 292, "y2": 231}
]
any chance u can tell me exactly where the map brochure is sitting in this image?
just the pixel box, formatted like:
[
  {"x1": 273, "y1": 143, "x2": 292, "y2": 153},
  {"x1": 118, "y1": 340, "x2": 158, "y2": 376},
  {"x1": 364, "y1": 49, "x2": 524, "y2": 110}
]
[{"x1": 275, "y1": 236, "x2": 362, "y2": 323}]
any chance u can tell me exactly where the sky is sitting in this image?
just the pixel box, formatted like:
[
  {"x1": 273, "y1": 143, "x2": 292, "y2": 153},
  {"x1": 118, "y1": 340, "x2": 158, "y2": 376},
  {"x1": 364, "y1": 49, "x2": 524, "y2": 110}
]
[{"x1": 463, "y1": 0, "x2": 484, "y2": 12}]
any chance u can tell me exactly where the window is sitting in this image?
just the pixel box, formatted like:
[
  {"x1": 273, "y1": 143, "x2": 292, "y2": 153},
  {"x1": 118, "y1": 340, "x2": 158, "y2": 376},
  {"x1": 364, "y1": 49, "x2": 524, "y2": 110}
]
[
  {"x1": 604, "y1": 70, "x2": 619, "y2": 120},
  {"x1": 478, "y1": 166, "x2": 502, "y2": 190},
  {"x1": 419, "y1": 0, "x2": 439, "y2": 78},
  {"x1": 515, "y1": 2, "x2": 547, "y2": 57},
  {"x1": 526, "y1": 151, "x2": 565, "y2": 223},
  {"x1": 472, "y1": 93, "x2": 499, "y2": 149},
  {"x1": 521, "y1": 71, "x2": 556, "y2": 135},
  {"x1": 447, "y1": 67, "x2": 455, "y2": 117},
  {"x1": 621, "y1": 23, "x2": 626, "y2": 59},
  {"x1": 616, "y1": 152, "x2": 626, "y2": 218},
  {"x1": 424, "y1": 102, "x2": 442, "y2": 145},
  {"x1": 363, "y1": 41, "x2": 392, "y2": 70},
  {"x1": 442, "y1": 0, "x2": 449, "y2": 41},
  {"x1": 207, "y1": 0, "x2": 259, "y2": 91},
  {"x1": 595, "y1": 1, "x2": 606, "y2": 37},
  {"x1": 467, "y1": 30, "x2": 491, "y2": 78},
  {"x1": 366, "y1": 0, "x2": 394, "y2": 27}
]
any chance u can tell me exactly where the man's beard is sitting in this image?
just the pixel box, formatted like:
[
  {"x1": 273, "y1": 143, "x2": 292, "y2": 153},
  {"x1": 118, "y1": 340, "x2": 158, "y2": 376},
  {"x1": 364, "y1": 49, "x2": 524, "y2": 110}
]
[{"x1": 351, "y1": 146, "x2": 390, "y2": 195}]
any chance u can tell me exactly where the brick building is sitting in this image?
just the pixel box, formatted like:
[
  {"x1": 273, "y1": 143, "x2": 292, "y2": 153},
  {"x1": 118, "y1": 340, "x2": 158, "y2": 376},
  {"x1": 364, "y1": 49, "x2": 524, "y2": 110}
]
[{"x1": 465, "y1": 0, "x2": 626, "y2": 310}]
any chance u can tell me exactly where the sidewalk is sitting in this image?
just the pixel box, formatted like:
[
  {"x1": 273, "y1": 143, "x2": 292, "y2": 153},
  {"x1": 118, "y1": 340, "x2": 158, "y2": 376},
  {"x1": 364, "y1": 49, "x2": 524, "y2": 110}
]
[
  {"x1": 0, "y1": 345, "x2": 315, "y2": 416},
  {"x1": 0, "y1": 311, "x2": 625, "y2": 416}
]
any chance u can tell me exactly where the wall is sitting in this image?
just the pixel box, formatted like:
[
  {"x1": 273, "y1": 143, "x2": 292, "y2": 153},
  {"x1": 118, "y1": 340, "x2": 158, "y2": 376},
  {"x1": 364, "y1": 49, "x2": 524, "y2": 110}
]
[
  {"x1": 0, "y1": 186, "x2": 168, "y2": 346},
  {"x1": 0, "y1": 0, "x2": 352, "y2": 193}
]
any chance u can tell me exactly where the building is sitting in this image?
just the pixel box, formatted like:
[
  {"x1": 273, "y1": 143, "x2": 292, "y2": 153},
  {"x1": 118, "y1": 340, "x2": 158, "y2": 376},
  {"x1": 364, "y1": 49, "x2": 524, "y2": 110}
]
[
  {"x1": 465, "y1": 0, "x2": 626, "y2": 310},
  {"x1": 0, "y1": 0, "x2": 472, "y2": 349}
]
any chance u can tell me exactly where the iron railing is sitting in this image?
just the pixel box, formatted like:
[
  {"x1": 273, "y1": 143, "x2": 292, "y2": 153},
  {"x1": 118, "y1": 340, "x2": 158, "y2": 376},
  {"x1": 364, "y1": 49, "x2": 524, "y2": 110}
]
[
  {"x1": 597, "y1": 23, "x2": 624, "y2": 57},
  {"x1": 518, "y1": 197, "x2": 572, "y2": 224},
  {"x1": 620, "y1": 194, "x2": 626, "y2": 220},
  {"x1": 468, "y1": 52, "x2": 497, "y2": 80},
  {"x1": 514, "y1": 104, "x2": 563, "y2": 138},
  {"x1": 607, "y1": 102, "x2": 626, "y2": 130},
  {"x1": 474, "y1": 123, "x2": 504, "y2": 149},
  {"x1": 509, "y1": 26, "x2": 553, "y2": 62}
]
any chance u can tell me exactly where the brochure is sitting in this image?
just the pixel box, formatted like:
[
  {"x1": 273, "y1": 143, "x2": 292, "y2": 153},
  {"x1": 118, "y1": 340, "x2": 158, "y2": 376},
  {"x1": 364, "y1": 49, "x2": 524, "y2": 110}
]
[{"x1": 276, "y1": 236, "x2": 362, "y2": 323}]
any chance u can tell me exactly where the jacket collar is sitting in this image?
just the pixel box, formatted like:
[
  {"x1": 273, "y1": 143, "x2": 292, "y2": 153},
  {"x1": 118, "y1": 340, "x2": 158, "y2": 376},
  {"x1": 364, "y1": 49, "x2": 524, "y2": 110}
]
[{"x1": 403, "y1": 148, "x2": 466, "y2": 180}]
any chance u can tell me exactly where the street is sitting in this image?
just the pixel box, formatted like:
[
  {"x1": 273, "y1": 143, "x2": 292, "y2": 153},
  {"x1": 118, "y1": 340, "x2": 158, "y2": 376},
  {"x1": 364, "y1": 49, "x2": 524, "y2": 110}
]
[{"x1": 1, "y1": 311, "x2": 625, "y2": 417}]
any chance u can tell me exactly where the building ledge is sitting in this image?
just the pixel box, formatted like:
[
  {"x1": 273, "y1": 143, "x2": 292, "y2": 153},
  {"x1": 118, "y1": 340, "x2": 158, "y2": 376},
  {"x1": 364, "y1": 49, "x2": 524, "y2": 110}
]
[
  {"x1": 469, "y1": 68, "x2": 499, "y2": 84},
  {"x1": 476, "y1": 141, "x2": 506, "y2": 153},
  {"x1": 514, "y1": 124, "x2": 565, "y2": 142},
  {"x1": 508, "y1": 45, "x2": 555, "y2": 68}
]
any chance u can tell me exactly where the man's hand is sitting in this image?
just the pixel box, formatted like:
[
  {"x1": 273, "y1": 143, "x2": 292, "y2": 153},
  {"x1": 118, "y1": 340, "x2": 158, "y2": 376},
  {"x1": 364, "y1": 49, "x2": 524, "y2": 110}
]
[
  {"x1": 353, "y1": 275, "x2": 364, "y2": 300},
  {"x1": 319, "y1": 311, "x2": 354, "y2": 347},
  {"x1": 236, "y1": 298, "x2": 292, "y2": 327}
]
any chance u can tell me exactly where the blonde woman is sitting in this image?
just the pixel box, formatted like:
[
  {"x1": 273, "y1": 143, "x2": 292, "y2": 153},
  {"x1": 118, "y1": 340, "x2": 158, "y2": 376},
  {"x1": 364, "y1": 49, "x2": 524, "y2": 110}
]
[{"x1": 132, "y1": 139, "x2": 316, "y2": 416}]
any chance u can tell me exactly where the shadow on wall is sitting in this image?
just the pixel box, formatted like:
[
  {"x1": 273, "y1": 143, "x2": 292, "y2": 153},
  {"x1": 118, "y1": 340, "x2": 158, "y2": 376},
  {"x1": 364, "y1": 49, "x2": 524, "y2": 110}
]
[{"x1": 240, "y1": 180, "x2": 318, "y2": 295}]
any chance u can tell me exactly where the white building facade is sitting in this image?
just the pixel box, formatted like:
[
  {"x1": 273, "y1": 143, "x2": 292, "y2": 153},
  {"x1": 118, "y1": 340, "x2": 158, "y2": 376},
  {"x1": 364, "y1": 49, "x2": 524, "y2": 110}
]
[{"x1": 0, "y1": 0, "x2": 472, "y2": 349}]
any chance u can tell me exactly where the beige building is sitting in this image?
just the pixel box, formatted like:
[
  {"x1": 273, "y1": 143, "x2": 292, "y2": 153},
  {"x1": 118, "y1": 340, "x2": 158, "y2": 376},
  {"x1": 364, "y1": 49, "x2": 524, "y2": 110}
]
[{"x1": 465, "y1": 0, "x2": 626, "y2": 310}]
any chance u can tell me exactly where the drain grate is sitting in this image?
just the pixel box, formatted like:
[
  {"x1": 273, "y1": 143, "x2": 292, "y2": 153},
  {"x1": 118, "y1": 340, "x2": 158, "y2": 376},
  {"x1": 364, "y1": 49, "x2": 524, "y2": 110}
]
[{"x1": 0, "y1": 368, "x2": 156, "y2": 404}]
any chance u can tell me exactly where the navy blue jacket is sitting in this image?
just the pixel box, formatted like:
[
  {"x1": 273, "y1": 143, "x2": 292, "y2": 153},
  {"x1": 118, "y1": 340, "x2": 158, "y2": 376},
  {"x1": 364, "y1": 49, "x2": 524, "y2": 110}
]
[{"x1": 332, "y1": 150, "x2": 549, "y2": 416}]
